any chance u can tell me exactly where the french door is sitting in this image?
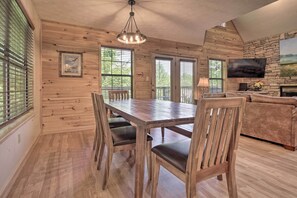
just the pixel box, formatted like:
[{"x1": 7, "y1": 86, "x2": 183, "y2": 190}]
[{"x1": 153, "y1": 55, "x2": 197, "y2": 104}]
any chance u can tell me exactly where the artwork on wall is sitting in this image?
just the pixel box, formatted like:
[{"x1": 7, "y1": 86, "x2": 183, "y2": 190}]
[
  {"x1": 60, "y1": 52, "x2": 83, "y2": 77},
  {"x1": 280, "y1": 37, "x2": 297, "y2": 77}
]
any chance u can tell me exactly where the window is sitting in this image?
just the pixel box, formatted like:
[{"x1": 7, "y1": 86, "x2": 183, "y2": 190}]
[
  {"x1": 0, "y1": 0, "x2": 34, "y2": 127},
  {"x1": 209, "y1": 59, "x2": 224, "y2": 93},
  {"x1": 154, "y1": 55, "x2": 196, "y2": 104},
  {"x1": 101, "y1": 47, "x2": 133, "y2": 99}
]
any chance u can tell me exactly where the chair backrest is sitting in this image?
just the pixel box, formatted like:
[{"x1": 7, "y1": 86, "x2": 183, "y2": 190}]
[
  {"x1": 203, "y1": 93, "x2": 226, "y2": 98},
  {"x1": 91, "y1": 93, "x2": 101, "y2": 136},
  {"x1": 187, "y1": 97, "x2": 246, "y2": 173},
  {"x1": 108, "y1": 90, "x2": 129, "y2": 101},
  {"x1": 94, "y1": 93, "x2": 114, "y2": 148}
]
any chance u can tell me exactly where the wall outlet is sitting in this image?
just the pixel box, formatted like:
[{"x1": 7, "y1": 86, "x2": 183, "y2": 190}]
[{"x1": 18, "y1": 134, "x2": 21, "y2": 144}]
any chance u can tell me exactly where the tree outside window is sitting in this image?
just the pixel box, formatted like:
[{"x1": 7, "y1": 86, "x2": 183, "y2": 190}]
[
  {"x1": 101, "y1": 47, "x2": 133, "y2": 99},
  {"x1": 209, "y1": 59, "x2": 224, "y2": 93}
]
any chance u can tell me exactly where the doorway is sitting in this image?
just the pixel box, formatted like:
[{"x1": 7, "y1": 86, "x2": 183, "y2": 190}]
[{"x1": 153, "y1": 55, "x2": 197, "y2": 104}]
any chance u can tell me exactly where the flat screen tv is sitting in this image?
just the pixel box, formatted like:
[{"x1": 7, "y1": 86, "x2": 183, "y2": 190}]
[{"x1": 228, "y1": 58, "x2": 266, "y2": 78}]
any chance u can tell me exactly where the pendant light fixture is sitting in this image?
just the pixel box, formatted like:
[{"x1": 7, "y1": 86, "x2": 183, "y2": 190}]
[{"x1": 117, "y1": 0, "x2": 147, "y2": 44}]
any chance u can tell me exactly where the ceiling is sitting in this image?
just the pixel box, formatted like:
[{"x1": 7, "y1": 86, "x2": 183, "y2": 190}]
[
  {"x1": 233, "y1": 0, "x2": 297, "y2": 42},
  {"x1": 32, "y1": 0, "x2": 276, "y2": 45}
]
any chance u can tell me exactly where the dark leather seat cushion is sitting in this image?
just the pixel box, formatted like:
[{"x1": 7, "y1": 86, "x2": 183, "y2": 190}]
[
  {"x1": 108, "y1": 117, "x2": 131, "y2": 128},
  {"x1": 151, "y1": 139, "x2": 191, "y2": 172},
  {"x1": 111, "y1": 126, "x2": 153, "y2": 146}
]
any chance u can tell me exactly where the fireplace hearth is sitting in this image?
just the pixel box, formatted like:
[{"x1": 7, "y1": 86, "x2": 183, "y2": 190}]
[{"x1": 280, "y1": 85, "x2": 297, "y2": 97}]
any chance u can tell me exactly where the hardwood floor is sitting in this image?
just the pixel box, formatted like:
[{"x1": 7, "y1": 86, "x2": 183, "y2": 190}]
[{"x1": 6, "y1": 129, "x2": 297, "y2": 198}]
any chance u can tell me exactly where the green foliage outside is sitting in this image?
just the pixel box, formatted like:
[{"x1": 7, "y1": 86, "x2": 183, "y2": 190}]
[
  {"x1": 0, "y1": 0, "x2": 33, "y2": 123},
  {"x1": 156, "y1": 61, "x2": 170, "y2": 87},
  {"x1": 209, "y1": 60, "x2": 223, "y2": 92},
  {"x1": 101, "y1": 48, "x2": 132, "y2": 98},
  {"x1": 156, "y1": 61, "x2": 193, "y2": 87},
  {"x1": 156, "y1": 60, "x2": 193, "y2": 103}
]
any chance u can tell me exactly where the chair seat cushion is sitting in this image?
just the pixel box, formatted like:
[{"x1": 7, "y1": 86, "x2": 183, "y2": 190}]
[
  {"x1": 111, "y1": 126, "x2": 153, "y2": 146},
  {"x1": 151, "y1": 139, "x2": 191, "y2": 172},
  {"x1": 108, "y1": 117, "x2": 131, "y2": 128},
  {"x1": 111, "y1": 112, "x2": 122, "y2": 118}
]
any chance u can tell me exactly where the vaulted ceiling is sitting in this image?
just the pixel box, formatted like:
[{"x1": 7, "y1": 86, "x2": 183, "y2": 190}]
[
  {"x1": 233, "y1": 0, "x2": 297, "y2": 42},
  {"x1": 32, "y1": 0, "x2": 277, "y2": 45}
]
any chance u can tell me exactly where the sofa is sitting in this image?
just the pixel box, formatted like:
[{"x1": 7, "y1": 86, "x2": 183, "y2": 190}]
[{"x1": 205, "y1": 92, "x2": 297, "y2": 151}]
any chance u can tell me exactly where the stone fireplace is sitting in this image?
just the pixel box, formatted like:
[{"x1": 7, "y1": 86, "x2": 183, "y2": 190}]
[{"x1": 280, "y1": 84, "x2": 297, "y2": 97}]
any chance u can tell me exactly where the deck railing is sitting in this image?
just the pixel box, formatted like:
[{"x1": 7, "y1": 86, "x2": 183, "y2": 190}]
[{"x1": 156, "y1": 86, "x2": 193, "y2": 104}]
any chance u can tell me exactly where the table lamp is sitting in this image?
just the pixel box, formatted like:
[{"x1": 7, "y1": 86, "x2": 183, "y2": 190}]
[{"x1": 197, "y1": 77, "x2": 209, "y2": 99}]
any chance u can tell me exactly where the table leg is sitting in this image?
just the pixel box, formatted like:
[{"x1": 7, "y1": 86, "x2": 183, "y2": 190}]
[{"x1": 135, "y1": 125, "x2": 146, "y2": 198}]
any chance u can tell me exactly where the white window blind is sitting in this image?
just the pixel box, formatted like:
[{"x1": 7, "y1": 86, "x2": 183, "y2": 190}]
[{"x1": 0, "y1": 0, "x2": 34, "y2": 127}]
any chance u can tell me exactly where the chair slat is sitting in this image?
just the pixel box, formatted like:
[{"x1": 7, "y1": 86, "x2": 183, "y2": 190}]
[
  {"x1": 215, "y1": 108, "x2": 233, "y2": 165},
  {"x1": 221, "y1": 108, "x2": 237, "y2": 163},
  {"x1": 196, "y1": 108, "x2": 212, "y2": 170},
  {"x1": 202, "y1": 108, "x2": 218, "y2": 169},
  {"x1": 208, "y1": 108, "x2": 226, "y2": 167},
  {"x1": 108, "y1": 90, "x2": 129, "y2": 101}
]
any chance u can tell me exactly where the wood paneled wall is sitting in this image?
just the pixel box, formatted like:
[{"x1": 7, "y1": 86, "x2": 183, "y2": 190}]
[
  {"x1": 41, "y1": 20, "x2": 243, "y2": 134},
  {"x1": 203, "y1": 22, "x2": 244, "y2": 91}
]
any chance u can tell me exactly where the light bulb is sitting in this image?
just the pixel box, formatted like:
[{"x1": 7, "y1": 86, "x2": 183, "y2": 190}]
[
  {"x1": 123, "y1": 34, "x2": 127, "y2": 40},
  {"x1": 130, "y1": 36, "x2": 133, "y2": 42}
]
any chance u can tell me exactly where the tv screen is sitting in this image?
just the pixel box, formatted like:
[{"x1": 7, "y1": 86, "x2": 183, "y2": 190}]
[{"x1": 228, "y1": 58, "x2": 266, "y2": 78}]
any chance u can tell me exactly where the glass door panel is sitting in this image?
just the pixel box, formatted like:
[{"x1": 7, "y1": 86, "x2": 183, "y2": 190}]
[
  {"x1": 155, "y1": 58, "x2": 171, "y2": 101},
  {"x1": 180, "y1": 61, "x2": 194, "y2": 103}
]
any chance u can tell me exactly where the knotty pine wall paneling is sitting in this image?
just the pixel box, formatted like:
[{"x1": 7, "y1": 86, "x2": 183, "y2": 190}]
[
  {"x1": 41, "y1": 21, "x2": 203, "y2": 134},
  {"x1": 203, "y1": 21, "x2": 244, "y2": 91},
  {"x1": 41, "y1": 20, "x2": 243, "y2": 134}
]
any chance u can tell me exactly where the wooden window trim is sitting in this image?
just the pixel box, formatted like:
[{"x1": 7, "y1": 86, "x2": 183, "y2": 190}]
[
  {"x1": 101, "y1": 46, "x2": 134, "y2": 98},
  {"x1": 209, "y1": 59, "x2": 224, "y2": 93},
  {"x1": 16, "y1": 0, "x2": 35, "y2": 30}
]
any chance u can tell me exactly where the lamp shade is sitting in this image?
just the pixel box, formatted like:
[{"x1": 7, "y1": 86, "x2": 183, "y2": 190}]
[{"x1": 197, "y1": 77, "x2": 209, "y2": 87}]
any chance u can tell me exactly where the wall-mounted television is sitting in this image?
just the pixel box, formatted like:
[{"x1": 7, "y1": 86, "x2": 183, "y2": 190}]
[{"x1": 228, "y1": 58, "x2": 266, "y2": 78}]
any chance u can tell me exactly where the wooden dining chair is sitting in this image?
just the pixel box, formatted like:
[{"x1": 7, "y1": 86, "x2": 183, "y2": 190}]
[
  {"x1": 151, "y1": 97, "x2": 246, "y2": 198},
  {"x1": 203, "y1": 92, "x2": 226, "y2": 98},
  {"x1": 91, "y1": 93, "x2": 131, "y2": 169},
  {"x1": 108, "y1": 90, "x2": 129, "y2": 118},
  {"x1": 94, "y1": 93, "x2": 154, "y2": 189},
  {"x1": 108, "y1": 90, "x2": 129, "y2": 101}
]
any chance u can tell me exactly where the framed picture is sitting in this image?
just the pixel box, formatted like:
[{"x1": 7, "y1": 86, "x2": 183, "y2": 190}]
[
  {"x1": 280, "y1": 37, "x2": 297, "y2": 77},
  {"x1": 60, "y1": 52, "x2": 83, "y2": 77}
]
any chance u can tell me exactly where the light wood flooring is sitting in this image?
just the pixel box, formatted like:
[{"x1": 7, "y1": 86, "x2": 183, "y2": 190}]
[{"x1": 6, "y1": 129, "x2": 297, "y2": 198}]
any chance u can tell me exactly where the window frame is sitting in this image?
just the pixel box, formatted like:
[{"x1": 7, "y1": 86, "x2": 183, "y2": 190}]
[
  {"x1": 0, "y1": 0, "x2": 34, "y2": 129},
  {"x1": 208, "y1": 59, "x2": 224, "y2": 93},
  {"x1": 152, "y1": 54, "x2": 197, "y2": 104},
  {"x1": 100, "y1": 46, "x2": 134, "y2": 98}
]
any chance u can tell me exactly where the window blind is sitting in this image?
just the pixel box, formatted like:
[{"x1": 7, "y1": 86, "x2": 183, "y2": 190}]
[{"x1": 0, "y1": 0, "x2": 34, "y2": 127}]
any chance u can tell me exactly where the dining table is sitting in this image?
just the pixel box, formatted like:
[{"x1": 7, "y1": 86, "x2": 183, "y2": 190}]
[{"x1": 104, "y1": 99, "x2": 197, "y2": 198}]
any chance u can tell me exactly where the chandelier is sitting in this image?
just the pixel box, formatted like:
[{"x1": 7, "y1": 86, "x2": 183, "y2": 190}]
[{"x1": 117, "y1": 0, "x2": 147, "y2": 44}]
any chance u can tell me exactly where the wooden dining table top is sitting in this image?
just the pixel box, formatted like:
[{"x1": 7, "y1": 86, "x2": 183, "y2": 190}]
[{"x1": 105, "y1": 99, "x2": 197, "y2": 127}]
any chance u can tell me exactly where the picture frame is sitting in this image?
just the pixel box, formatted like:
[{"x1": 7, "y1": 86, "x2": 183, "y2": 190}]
[
  {"x1": 60, "y1": 52, "x2": 83, "y2": 77},
  {"x1": 280, "y1": 37, "x2": 297, "y2": 77}
]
